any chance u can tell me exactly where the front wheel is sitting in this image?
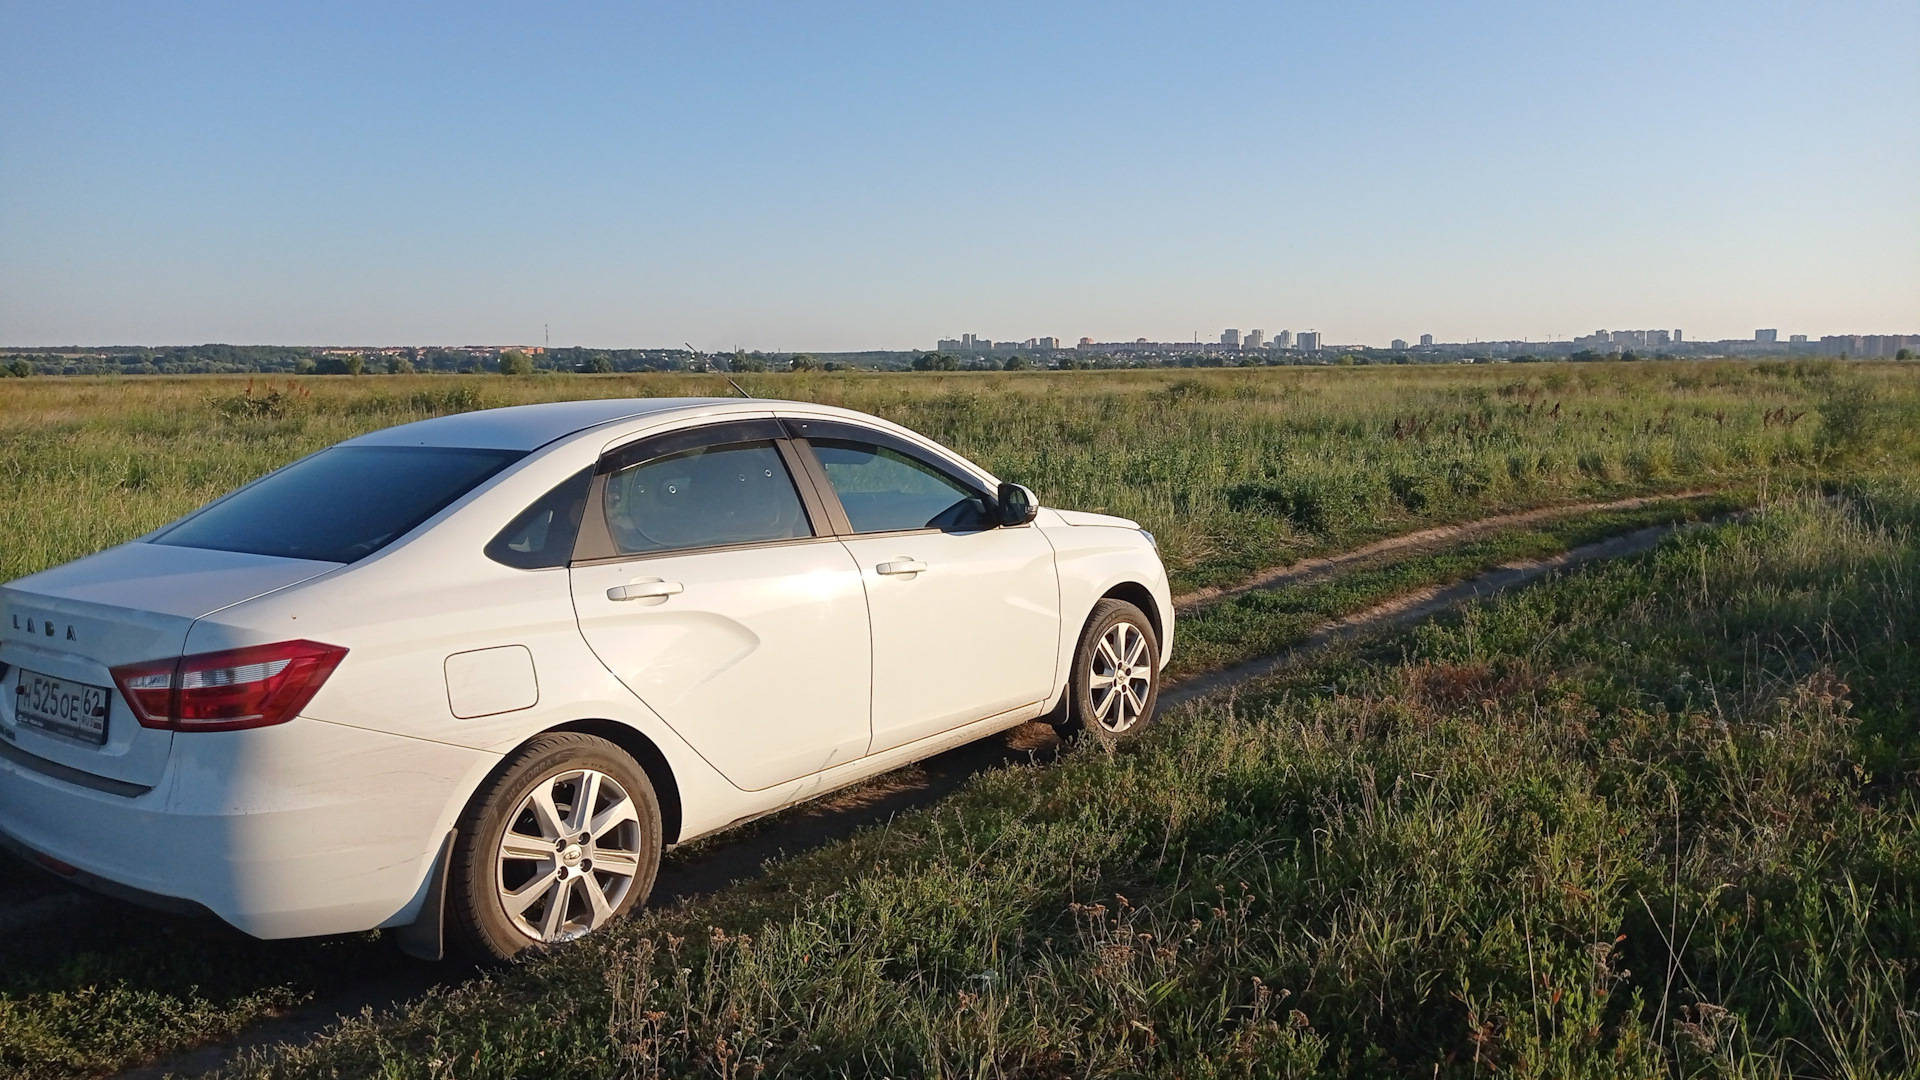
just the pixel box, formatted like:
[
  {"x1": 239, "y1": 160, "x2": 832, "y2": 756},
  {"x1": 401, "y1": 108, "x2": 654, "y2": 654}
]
[
  {"x1": 1063, "y1": 599, "x2": 1162, "y2": 748},
  {"x1": 449, "y1": 732, "x2": 662, "y2": 960}
]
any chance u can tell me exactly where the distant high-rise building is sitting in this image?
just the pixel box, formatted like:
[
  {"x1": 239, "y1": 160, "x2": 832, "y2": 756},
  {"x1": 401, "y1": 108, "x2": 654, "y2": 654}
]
[
  {"x1": 1756, "y1": 329, "x2": 1778, "y2": 343},
  {"x1": 1821, "y1": 334, "x2": 1917, "y2": 357},
  {"x1": 1078, "y1": 337, "x2": 1094, "y2": 348},
  {"x1": 1790, "y1": 334, "x2": 1807, "y2": 344},
  {"x1": 1246, "y1": 330, "x2": 1266, "y2": 349},
  {"x1": 1221, "y1": 329, "x2": 1241, "y2": 348},
  {"x1": 1037, "y1": 337, "x2": 1059, "y2": 350},
  {"x1": 1391, "y1": 339, "x2": 1408, "y2": 350},
  {"x1": 1673, "y1": 329, "x2": 1683, "y2": 343},
  {"x1": 1298, "y1": 331, "x2": 1322, "y2": 351},
  {"x1": 1273, "y1": 330, "x2": 1293, "y2": 348},
  {"x1": 937, "y1": 338, "x2": 963, "y2": 352},
  {"x1": 1419, "y1": 333, "x2": 1434, "y2": 347}
]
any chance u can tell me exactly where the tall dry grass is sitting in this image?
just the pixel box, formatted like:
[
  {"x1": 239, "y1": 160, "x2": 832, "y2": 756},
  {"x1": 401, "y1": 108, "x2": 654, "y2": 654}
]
[{"x1": 4, "y1": 360, "x2": 1913, "y2": 591}]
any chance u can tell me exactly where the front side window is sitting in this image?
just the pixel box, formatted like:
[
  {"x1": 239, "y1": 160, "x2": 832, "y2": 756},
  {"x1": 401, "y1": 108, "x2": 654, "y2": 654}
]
[
  {"x1": 809, "y1": 440, "x2": 994, "y2": 533},
  {"x1": 603, "y1": 441, "x2": 810, "y2": 555},
  {"x1": 154, "y1": 446, "x2": 526, "y2": 564}
]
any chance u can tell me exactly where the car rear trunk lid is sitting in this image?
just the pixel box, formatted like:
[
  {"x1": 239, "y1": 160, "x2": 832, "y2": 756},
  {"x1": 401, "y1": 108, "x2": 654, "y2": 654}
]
[{"x1": 0, "y1": 543, "x2": 339, "y2": 792}]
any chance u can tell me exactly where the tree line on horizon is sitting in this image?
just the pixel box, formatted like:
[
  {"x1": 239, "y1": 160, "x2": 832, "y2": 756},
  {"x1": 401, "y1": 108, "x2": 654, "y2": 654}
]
[{"x1": 1, "y1": 343, "x2": 1911, "y2": 378}]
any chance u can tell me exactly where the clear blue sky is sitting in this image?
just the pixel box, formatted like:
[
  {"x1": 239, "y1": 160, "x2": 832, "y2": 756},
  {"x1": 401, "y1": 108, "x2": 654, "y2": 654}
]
[{"x1": 2, "y1": 1, "x2": 1914, "y2": 349}]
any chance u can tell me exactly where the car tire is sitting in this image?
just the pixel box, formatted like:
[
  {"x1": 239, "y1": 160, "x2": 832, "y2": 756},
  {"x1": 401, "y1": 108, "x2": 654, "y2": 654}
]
[
  {"x1": 448, "y1": 732, "x2": 662, "y2": 961},
  {"x1": 1062, "y1": 599, "x2": 1161, "y2": 749}
]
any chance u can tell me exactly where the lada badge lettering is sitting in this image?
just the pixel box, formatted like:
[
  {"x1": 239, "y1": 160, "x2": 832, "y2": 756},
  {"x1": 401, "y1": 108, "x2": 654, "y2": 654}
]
[{"x1": 10, "y1": 615, "x2": 73, "y2": 640}]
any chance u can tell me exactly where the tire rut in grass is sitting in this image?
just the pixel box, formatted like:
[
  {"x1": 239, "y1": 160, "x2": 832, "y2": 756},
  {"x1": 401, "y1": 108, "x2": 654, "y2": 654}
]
[
  {"x1": 1170, "y1": 490, "x2": 1724, "y2": 612},
  {"x1": 1158, "y1": 518, "x2": 1707, "y2": 710}
]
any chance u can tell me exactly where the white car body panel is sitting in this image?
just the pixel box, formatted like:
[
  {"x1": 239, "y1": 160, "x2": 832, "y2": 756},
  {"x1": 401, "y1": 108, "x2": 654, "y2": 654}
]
[
  {"x1": 0, "y1": 398, "x2": 1173, "y2": 940},
  {"x1": 1, "y1": 544, "x2": 341, "y2": 789},
  {"x1": 740, "y1": 698, "x2": 1047, "y2": 826},
  {"x1": 571, "y1": 538, "x2": 872, "y2": 791},
  {"x1": 1036, "y1": 507, "x2": 1175, "y2": 676},
  {"x1": 6, "y1": 541, "x2": 340, "y2": 620},
  {"x1": 0, "y1": 714, "x2": 492, "y2": 937},
  {"x1": 841, "y1": 527, "x2": 1061, "y2": 754},
  {"x1": 1049, "y1": 507, "x2": 1144, "y2": 530}
]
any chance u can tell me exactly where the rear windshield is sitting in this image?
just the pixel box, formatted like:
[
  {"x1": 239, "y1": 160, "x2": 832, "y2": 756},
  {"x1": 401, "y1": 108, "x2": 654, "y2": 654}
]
[{"x1": 153, "y1": 446, "x2": 526, "y2": 564}]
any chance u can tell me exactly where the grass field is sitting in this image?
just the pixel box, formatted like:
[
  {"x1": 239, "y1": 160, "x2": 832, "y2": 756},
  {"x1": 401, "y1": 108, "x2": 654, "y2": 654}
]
[
  {"x1": 4, "y1": 359, "x2": 1909, "y2": 591},
  {"x1": 1, "y1": 361, "x2": 1916, "y2": 1078},
  {"x1": 215, "y1": 485, "x2": 1920, "y2": 1080}
]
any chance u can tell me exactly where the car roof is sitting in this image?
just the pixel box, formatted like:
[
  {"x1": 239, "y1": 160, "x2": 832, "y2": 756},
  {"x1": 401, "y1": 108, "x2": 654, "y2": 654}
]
[{"x1": 344, "y1": 397, "x2": 751, "y2": 451}]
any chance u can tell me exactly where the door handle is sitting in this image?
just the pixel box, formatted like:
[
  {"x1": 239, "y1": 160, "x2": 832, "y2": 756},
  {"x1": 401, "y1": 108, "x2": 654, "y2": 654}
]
[
  {"x1": 607, "y1": 579, "x2": 684, "y2": 601},
  {"x1": 875, "y1": 559, "x2": 928, "y2": 577}
]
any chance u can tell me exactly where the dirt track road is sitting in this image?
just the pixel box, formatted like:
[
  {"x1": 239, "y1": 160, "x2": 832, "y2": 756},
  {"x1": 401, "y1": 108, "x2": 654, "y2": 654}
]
[{"x1": 1171, "y1": 491, "x2": 1719, "y2": 611}]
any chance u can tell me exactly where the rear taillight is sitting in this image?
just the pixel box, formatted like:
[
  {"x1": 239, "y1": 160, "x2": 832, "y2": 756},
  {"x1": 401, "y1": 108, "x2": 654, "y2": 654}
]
[
  {"x1": 111, "y1": 640, "x2": 348, "y2": 732},
  {"x1": 113, "y1": 660, "x2": 176, "y2": 725}
]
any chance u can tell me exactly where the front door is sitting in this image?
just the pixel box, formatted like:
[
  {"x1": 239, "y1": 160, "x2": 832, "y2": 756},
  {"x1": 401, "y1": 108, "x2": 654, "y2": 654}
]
[
  {"x1": 570, "y1": 429, "x2": 871, "y2": 791},
  {"x1": 797, "y1": 431, "x2": 1060, "y2": 754}
]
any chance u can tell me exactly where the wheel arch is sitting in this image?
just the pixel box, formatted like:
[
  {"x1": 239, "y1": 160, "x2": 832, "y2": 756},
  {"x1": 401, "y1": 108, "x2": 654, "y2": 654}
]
[
  {"x1": 1042, "y1": 579, "x2": 1168, "y2": 716},
  {"x1": 1098, "y1": 581, "x2": 1164, "y2": 649},
  {"x1": 544, "y1": 718, "x2": 684, "y2": 845}
]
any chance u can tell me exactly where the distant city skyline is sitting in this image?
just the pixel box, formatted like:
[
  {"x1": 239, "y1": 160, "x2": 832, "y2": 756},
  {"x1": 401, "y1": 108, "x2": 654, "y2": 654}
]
[
  {"x1": 12, "y1": 323, "x2": 1918, "y2": 356},
  {"x1": 923, "y1": 325, "x2": 1910, "y2": 355},
  {"x1": 9, "y1": 325, "x2": 1915, "y2": 380},
  {"x1": 2, "y1": 3, "x2": 1914, "y2": 348}
]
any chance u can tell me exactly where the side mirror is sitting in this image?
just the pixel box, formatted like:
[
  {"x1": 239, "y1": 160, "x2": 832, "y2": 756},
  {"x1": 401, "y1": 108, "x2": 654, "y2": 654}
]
[{"x1": 996, "y1": 483, "x2": 1039, "y2": 527}]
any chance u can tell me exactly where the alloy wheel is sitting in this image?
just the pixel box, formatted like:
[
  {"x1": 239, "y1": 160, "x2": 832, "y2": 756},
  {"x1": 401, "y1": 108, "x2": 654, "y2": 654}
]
[
  {"x1": 1088, "y1": 621, "x2": 1153, "y2": 733},
  {"x1": 494, "y1": 768, "x2": 644, "y2": 943}
]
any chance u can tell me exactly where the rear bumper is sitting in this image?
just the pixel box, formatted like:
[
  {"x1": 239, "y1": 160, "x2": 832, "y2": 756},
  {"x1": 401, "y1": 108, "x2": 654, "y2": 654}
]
[
  {"x1": 0, "y1": 717, "x2": 496, "y2": 939},
  {"x1": 0, "y1": 828, "x2": 215, "y2": 916}
]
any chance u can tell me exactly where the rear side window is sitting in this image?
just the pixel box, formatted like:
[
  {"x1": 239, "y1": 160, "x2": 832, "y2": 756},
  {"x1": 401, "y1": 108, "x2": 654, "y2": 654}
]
[
  {"x1": 809, "y1": 440, "x2": 994, "y2": 533},
  {"x1": 487, "y1": 468, "x2": 593, "y2": 570},
  {"x1": 603, "y1": 441, "x2": 810, "y2": 555},
  {"x1": 154, "y1": 446, "x2": 527, "y2": 564}
]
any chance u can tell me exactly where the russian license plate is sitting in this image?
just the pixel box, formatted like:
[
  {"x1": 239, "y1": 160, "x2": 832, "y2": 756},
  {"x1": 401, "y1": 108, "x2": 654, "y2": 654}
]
[{"x1": 13, "y1": 668, "x2": 110, "y2": 746}]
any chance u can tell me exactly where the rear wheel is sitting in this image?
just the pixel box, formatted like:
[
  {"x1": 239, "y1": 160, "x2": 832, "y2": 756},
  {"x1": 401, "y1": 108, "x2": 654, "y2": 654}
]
[
  {"x1": 1061, "y1": 599, "x2": 1161, "y2": 748},
  {"x1": 449, "y1": 732, "x2": 662, "y2": 960}
]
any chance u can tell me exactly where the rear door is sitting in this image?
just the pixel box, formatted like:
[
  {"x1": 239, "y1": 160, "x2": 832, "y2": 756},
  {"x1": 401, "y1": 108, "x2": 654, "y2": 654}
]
[
  {"x1": 784, "y1": 420, "x2": 1060, "y2": 755},
  {"x1": 568, "y1": 421, "x2": 872, "y2": 791}
]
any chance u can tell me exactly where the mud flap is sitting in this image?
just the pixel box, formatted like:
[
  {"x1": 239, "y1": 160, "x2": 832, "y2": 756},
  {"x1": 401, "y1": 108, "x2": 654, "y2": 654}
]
[{"x1": 394, "y1": 829, "x2": 455, "y2": 961}]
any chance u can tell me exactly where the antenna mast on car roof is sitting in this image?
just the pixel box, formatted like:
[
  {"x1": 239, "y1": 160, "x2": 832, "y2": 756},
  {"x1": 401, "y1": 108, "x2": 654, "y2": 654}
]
[{"x1": 683, "y1": 341, "x2": 751, "y2": 398}]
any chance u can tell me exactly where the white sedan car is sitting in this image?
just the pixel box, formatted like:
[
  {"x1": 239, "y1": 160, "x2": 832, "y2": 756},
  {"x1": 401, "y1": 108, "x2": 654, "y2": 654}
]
[{"x1": 0, "y1": 398, "x2": 1170, "y2": 959}]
